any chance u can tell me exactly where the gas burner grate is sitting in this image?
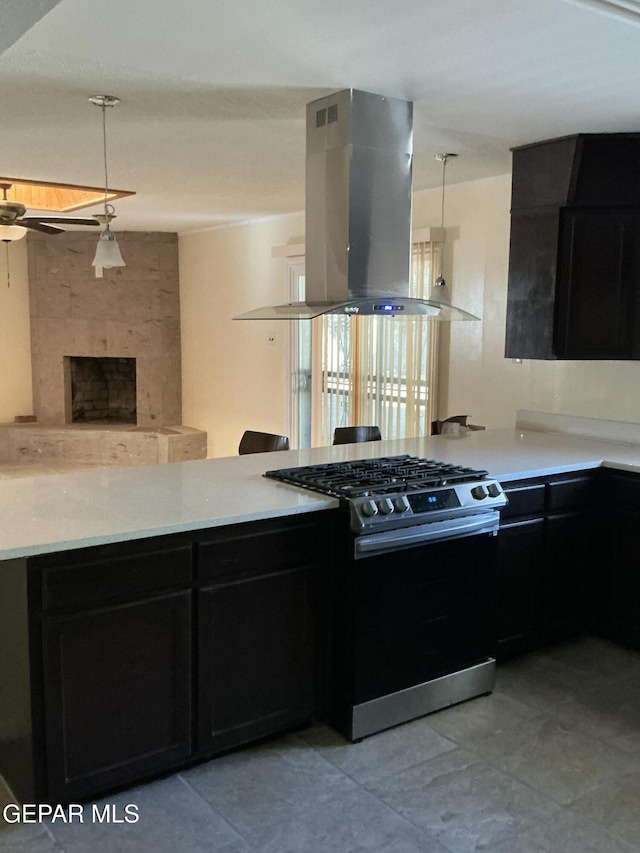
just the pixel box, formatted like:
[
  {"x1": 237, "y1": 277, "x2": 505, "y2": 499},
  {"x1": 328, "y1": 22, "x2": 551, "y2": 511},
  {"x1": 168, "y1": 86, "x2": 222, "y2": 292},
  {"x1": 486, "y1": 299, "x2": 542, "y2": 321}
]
[{"x1": 265, "y1": 455, "x2": 488, "y2": 500}]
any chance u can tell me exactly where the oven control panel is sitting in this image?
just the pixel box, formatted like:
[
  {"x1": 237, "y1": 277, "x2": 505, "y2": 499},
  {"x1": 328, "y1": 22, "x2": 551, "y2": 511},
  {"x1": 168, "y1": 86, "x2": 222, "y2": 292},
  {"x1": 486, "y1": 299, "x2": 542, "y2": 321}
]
[{"x1": 350, "y1": 479, "x2": 507, "y2": 533}]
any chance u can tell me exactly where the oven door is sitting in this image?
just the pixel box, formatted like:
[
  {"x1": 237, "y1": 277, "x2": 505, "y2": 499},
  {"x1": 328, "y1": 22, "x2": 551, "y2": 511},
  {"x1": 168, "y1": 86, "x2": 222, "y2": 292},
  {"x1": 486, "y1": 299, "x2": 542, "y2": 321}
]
[{"x1": 330, "y1": 519, "x2": 498, "y2": 741}]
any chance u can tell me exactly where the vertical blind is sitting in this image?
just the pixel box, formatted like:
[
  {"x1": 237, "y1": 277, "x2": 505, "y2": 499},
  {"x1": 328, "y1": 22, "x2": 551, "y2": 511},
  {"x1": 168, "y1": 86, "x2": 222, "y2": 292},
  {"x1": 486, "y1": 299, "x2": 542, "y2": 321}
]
[{"x1": 312, "y1": 241, "x2": 441, "y2": 445}]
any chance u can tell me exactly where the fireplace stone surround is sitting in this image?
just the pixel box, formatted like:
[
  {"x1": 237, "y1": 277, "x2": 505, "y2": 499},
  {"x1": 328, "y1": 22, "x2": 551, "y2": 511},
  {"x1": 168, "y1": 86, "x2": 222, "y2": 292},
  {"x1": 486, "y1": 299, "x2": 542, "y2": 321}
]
[
  {"x1": 5, "y1": 230, "x2": 207, "y2": 469},
  {"x1": 28, "y1": 230, "x2": 182, "y2": 427}
]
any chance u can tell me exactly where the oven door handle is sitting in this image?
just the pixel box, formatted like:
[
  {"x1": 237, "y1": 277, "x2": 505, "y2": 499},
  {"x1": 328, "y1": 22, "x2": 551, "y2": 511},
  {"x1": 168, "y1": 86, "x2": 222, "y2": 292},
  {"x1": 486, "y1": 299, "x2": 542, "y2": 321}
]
[{"x1": 354, "y1": 511, "x2": 500, "y2": 557}]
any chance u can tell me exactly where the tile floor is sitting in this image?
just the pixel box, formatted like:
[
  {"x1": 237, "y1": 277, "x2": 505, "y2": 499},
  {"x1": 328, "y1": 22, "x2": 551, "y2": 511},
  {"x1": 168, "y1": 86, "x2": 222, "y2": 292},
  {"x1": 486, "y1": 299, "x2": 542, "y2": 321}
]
[{"x1": 2, "y1": 636, "x2": 640, "y2": 852}]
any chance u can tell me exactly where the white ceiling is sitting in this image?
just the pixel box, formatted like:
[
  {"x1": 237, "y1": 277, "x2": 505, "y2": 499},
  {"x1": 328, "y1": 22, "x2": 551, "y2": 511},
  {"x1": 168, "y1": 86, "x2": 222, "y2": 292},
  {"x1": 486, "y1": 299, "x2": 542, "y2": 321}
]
[{"x1": 2, "y1": 0, "x2": 640, "y2": 232}]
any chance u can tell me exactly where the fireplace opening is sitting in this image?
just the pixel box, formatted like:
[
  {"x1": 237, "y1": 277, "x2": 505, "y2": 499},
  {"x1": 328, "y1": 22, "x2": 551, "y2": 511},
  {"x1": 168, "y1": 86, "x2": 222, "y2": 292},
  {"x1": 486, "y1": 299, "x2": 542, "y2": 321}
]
[{"x1": 66, "y1": 357, "x2": 137, "y2": 424}]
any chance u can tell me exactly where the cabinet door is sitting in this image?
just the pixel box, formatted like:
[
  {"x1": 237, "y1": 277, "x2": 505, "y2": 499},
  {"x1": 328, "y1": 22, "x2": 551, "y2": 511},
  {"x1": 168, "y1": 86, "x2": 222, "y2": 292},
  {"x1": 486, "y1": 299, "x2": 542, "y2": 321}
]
[
  {"x1": 42, "y1": 591, "x2": 192, "y2": 803},
  {"x1": 198, "y1": 566, "x2": 314, "y2": 755},
  {"x1": 555, "y1": 209, "x2": 640, "y2": 359},
  {"x1": 599, "y1": 509, "x2": 640, "y2": 649},
  {"x1": 543, "y1": 512, "x2": 591, "y2": 644},
  {"x1": 496, "y1": 518, "x2": 545, "y2": 659},
  {"x1": 505, "y1": 208, "x2": 561, "y2": 359}
]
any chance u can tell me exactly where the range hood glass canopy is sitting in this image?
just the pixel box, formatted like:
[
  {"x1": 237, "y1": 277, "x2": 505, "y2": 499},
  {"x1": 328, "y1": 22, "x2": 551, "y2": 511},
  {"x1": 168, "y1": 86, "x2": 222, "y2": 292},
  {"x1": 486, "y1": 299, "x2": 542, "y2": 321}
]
[
  {"x1": 236, "y1": 297, "x2": 479, "y2": 321},
  {"x1": 235, "y1": 89, "x2": 479, "y2": 322}
]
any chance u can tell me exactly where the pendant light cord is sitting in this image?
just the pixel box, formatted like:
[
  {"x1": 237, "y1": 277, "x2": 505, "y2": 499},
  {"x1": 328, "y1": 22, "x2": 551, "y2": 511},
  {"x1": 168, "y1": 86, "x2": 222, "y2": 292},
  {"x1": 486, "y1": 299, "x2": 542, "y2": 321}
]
[
  {"x1": 440, "y1": 155, "x2": 447, "y2": 232},
  {"x1": 436, "y1": 154, "x2": 448, "y2": 283},
  {"x1": 101, "y1": 103, "x2": 109, "y2": 217},
  {"x1": 435, "y1": 153, "x2": 457, "y2": 284},
  {"x1": 89, "y1": 95, "x2": 120, "y2": 222}
]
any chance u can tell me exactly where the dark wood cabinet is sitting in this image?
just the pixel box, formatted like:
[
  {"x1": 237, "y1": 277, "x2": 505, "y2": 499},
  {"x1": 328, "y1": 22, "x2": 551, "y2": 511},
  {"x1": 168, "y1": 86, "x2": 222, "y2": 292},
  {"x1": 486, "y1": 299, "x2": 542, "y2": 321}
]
[
  {"x1": 42, "y1": 591, "x2": 192, "y2": 803},
  {"x1": 30, "y1": 537, "x2": 194, "y2": 803},
  {"x1": 554, "y1": 208, "x2": 640, "y2": 359},
  {"x1": 195, "y1": 515, "x2": 324, "y2": 755},
  {"x1": 198, "y1": 566, "x2": 314, "y2": 754},
  {"x1": 506, "y1": 133, "x2": 640, "y2": 360},
  {"x1": 496, "y1": 517, "x2": 545, "y2": 659},
  {"x1": 596, "y1": 470, "x2": 640, "y2": 649},
  {"x1": 505, "y1": 208, "x2": 561, "y2": 359},
  {"x1": 543, "y1": 511, "x2": 591, "y2": 642},
  {"x1": 3, "y1": 513, "x2": 333, "y2": 805},
  {"x1": 496, "y1": 473, "x2": 595, "y2": 659}
]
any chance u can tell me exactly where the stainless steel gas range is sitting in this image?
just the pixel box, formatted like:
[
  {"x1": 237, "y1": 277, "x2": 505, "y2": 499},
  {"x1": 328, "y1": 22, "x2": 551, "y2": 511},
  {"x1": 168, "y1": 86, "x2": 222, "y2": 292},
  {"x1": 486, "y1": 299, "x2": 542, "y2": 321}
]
[{"x1": 265, "y1": 455, "x2": 508, "y2": 741}]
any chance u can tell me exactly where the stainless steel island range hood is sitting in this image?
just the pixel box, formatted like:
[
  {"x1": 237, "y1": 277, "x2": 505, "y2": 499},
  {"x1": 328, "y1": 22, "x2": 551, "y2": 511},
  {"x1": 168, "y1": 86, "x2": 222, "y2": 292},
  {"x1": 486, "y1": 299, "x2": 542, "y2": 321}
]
[{"x1": 235, "y1": 89, "x2": 478, "y2": 321}]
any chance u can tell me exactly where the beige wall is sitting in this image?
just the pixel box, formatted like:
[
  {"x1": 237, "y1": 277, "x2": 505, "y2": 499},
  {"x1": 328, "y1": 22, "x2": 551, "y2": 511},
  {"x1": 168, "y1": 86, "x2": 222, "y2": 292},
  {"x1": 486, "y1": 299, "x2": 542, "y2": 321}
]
[
  {"x1": 179, "y1": 215, "x2": 304, "y2": 458},
  {"x1": 0, "y1": 239, "x2": 33, "y2": 422},
  {"x1": 412, "y1": 175, "x2": 532, "y2": 428}
]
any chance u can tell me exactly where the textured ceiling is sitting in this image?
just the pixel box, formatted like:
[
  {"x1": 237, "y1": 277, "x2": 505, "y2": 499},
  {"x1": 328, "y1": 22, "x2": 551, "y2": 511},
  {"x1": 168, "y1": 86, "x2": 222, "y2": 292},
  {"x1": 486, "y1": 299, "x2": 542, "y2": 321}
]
[{"x1": 1, "y1": 0, "x2": 639, "y2": 232}]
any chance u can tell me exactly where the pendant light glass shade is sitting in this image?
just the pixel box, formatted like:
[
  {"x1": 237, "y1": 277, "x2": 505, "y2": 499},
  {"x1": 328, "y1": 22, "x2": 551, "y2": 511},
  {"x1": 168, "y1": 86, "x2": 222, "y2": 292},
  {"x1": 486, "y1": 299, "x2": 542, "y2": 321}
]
[
  {"x1": 92, "y1": 225, "x2": 125, "y2": 268},
  {"x1": 0, "y1": 224, "x2": 27, "y2": 241}
]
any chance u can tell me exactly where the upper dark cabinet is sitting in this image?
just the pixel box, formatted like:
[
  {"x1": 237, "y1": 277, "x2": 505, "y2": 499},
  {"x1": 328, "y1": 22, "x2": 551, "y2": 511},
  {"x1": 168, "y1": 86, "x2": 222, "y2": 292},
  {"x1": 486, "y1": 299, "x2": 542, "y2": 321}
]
[
  {"x1": 506, "y1": 133, "x2": 640, "y2": 360},
  {"x1": 511, "y1": 134, "x2": 640, "y2": 210}
]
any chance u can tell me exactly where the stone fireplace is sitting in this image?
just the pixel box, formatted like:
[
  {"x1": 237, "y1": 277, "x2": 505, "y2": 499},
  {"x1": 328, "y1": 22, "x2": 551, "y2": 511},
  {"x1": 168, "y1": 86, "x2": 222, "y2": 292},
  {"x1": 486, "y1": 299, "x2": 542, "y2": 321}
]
[
  {"x1": 66, "y1": 356, "x2": 137, "y2": 424},
  {"x1": 0, "y1": 230, "x2": 208, "y2": 469},
  {"x1": 28, "y1": 231, "x2": 182, "y2": 427}
]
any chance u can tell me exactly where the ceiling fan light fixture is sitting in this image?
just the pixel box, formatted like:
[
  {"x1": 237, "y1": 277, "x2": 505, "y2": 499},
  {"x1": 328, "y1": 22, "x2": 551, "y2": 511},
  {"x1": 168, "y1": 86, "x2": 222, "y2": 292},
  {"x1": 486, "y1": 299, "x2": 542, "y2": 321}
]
[
  {"x1": 0, "y1": 224, "x2": 27, "y2": 242},
  {"x1": 90, "y1": 94, "x2": 126, "y2": 271}
]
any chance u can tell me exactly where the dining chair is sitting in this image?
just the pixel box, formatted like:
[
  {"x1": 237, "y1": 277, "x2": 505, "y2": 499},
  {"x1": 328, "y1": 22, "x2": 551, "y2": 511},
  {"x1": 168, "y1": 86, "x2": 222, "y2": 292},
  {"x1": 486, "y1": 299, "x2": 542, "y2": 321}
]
[
  {"x1": 238, "y1": 430, "x2": 290, "y2": 455},
  {"x1": 332, "y1": 426, "x2": 382, "y2": 445}
]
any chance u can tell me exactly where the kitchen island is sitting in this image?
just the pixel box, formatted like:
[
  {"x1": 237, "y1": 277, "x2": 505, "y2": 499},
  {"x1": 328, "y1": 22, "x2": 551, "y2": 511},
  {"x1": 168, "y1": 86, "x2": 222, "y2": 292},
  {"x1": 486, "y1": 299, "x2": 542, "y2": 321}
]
[
  {"x1": 2, "y1": 424, "x2": 640, "y2": 561},
  {"x1": 2, "y1": 422, "x2": 640, "y2": 806}
]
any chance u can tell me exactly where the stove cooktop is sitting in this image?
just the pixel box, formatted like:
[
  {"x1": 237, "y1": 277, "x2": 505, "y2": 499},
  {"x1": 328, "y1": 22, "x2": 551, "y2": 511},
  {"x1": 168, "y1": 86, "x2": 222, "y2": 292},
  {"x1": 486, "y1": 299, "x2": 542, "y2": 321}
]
[{"x1": 264, "y1": 454, "x2": 489, "y2": 500}]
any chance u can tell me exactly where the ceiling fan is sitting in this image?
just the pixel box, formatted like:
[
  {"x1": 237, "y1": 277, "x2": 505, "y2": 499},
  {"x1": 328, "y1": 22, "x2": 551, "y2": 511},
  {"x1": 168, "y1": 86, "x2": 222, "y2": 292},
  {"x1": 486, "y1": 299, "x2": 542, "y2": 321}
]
[{"x1": 0, "y1": 182, "x2": 100, "y2": 237}]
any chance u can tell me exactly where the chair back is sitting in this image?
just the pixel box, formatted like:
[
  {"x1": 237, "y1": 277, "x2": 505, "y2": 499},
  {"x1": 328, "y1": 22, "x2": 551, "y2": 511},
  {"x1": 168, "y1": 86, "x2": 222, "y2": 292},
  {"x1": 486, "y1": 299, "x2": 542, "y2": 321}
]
[
  {"x1": 332, "y1": 426, "x2": 382, "y2": 445},
  {"x1": 239, "y1": 430, "x2": 290, "y2": 455}
]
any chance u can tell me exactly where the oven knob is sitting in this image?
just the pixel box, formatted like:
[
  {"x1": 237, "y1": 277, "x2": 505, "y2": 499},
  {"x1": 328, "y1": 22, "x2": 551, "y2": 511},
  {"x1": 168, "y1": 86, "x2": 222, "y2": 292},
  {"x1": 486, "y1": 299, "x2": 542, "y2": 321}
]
[
  {"x1": 377, "y1": 498, "x2": 394, "y2": 515},
  {"x1": 471, "y1": 485, "x2": 488, "y2": 500},
  {"x1": 393, "y1": 496, "x2": 410, "y2": 513},
  {"x1": 361, "y1": 499, "x2": 378, "y2": 517},
  {"x1": 487, "y1": 483, "x2": 501, "y2": 498}
]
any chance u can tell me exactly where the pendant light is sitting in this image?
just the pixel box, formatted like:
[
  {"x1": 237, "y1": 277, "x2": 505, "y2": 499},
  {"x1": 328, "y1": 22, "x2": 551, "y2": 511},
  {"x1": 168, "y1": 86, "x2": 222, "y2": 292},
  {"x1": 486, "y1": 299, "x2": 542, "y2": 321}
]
[
  {"x1": 416, "y1": 152, "x2": 479, "y2": 321},
  {"x1": 90, "y1": 95, "x2": 126, "y2": 270},
  {"x1": 431, "y1": 152, "x2": 457, "y2": 306}
]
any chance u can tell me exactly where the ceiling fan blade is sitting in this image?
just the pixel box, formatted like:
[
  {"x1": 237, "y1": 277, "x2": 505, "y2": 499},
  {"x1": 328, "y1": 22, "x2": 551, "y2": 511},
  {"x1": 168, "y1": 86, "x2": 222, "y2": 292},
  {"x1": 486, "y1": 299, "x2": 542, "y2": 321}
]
[
  {"x1": 22, "y1": 216, "x2": 99, "y2": 226},
  {"x1": 22, "y1": 221, "x2": 65, "y2": 235}
]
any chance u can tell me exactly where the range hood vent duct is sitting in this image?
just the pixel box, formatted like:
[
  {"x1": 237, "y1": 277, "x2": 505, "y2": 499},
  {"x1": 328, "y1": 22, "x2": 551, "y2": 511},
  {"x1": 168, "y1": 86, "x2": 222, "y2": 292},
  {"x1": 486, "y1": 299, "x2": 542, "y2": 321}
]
[{"x1": 235, "y1": 89, "x2": 479, "y2": 321}]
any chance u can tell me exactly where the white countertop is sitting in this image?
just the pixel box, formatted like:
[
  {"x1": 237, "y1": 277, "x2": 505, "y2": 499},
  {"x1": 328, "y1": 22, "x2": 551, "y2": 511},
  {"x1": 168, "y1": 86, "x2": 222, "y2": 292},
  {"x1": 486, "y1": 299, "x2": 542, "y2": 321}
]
[{"x1": 3, "y1": 427, "x2": 640, "y2": 561}]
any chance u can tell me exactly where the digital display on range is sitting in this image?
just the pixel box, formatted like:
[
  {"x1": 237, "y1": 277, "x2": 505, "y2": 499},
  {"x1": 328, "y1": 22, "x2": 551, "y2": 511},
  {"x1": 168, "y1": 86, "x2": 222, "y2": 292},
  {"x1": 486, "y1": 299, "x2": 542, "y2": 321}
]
[{"x1": 408, "y1": 489, "x2": 461, "y2": 513}]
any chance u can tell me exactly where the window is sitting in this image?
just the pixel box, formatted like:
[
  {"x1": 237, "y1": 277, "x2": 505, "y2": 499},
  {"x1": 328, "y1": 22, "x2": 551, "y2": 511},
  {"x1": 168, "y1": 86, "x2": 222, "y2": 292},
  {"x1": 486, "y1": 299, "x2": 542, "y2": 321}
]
[
  {"x1": 289, "y1": 241, "x2": 441, "y2": 447},
  {"x1": 314, "y1": 241, "x2": 440, "y2": 444}
]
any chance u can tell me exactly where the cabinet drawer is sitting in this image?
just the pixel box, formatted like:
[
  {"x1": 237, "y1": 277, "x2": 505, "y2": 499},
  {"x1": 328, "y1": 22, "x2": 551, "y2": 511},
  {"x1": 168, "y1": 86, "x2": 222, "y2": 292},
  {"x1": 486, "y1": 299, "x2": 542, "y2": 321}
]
[
  {"x1": 546, "y1": 476, "x2": 594, "y2": 511},
  {"x1": 501, "y1": 483, "x2": 545, "y2": 519},
  {"x1": 39, "y1": 544, "x2": 192, "y2": 613},
  {"x1": 601, "y1": 470, "x2": 640, "y2": 510},
  {"x1": 196, "y1": 516, "x2": 322, "y2": 580}
]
